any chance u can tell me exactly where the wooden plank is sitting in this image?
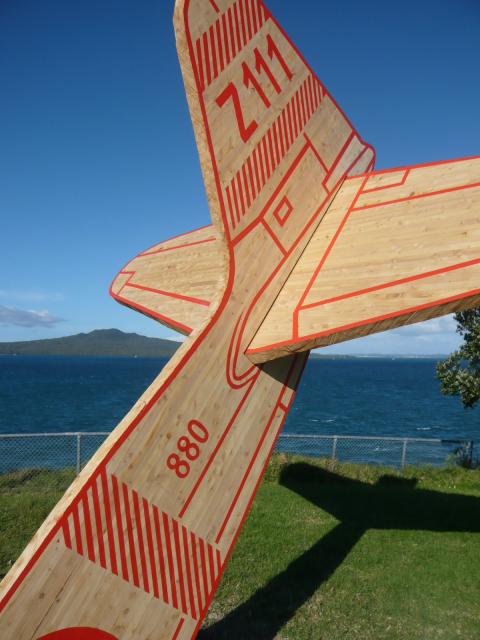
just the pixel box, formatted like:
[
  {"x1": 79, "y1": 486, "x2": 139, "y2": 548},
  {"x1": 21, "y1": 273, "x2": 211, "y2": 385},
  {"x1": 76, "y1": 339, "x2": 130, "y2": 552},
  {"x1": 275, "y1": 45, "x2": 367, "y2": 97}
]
[
  {"x1": 247, "y1": 156, "x2": 480, "y2": 363},
  {"x1": 0, "y1": 1, "x2": 374, "y2": 638},
  {"x1": 110, "y1": 225, "x2": 224, "y2": 335}
]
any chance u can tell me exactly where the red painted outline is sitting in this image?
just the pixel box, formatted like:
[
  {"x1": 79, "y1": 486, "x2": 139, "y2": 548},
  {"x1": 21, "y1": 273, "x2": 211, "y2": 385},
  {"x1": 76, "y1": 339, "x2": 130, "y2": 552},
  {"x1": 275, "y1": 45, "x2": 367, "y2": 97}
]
[
  {"x1": 272, "y1": 196, "x2": 293, "y2": 226},
  {"x1": 0, "y1": 0, "x2": 375, "y2": 626},
  {"x1": 362, "y1": 169, "x2": 410, "y2": 193},
  {"x1": 353, "y1": 179, "x2": 480, "y2": 212},
  {"x1": 118, "y1": 275, "x2": 211, "y2": 308},
  {"x1": 301, "y1": 257, "x2": 480, "y2": 312}
]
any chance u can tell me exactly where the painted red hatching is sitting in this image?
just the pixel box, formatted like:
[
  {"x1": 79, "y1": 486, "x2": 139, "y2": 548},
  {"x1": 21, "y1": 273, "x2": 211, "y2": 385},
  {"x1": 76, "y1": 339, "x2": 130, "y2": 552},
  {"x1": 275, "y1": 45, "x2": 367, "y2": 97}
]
[{"x1": 0, "y1": 1, "x2": 377, "y2": 637}]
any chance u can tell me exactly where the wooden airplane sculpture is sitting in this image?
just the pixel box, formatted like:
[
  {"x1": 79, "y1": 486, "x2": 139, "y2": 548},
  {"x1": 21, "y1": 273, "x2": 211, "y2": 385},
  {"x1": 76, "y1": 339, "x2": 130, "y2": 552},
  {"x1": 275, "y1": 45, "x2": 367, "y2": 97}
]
[{"x1": 0, "y1": 1, "x2": 479, "y2": 638}]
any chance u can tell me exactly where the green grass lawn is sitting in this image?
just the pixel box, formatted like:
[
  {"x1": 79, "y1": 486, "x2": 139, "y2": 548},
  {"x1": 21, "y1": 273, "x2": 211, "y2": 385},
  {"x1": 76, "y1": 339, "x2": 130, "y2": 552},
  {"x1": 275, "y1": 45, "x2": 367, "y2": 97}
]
[{"x1": 1, "y1": 458, "x2": 479, "y2": 639}]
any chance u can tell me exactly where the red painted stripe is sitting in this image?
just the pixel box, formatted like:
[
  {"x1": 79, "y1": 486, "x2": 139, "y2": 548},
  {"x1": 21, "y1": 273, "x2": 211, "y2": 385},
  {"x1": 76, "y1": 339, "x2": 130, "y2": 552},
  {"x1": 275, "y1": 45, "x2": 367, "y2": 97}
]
[
  {"x1": 139, "y1": 236, "x2": 216, "y2": 256},
  {"x1": 262, "y1": 136, "x2": 271, "y2": 177},
  {"x1": 216, "y1": 358, "x2": 300, "y2": 543},
  {"x1": 215, "y1": 401, "x2": 279, "y2": 543},
  {"x1": 231, "y1": 177, "x2": 241, "y2": 225},
  {"x1": 236, "y1": 172, "x2": 246, "y2": 217},
  {"x1": 182, "y1": 526, "x2": 197, "y2": 619},
  {"x1": 295, "y1": 91, "x2": 302, "y2": 133},
  {"x1": 301, "y1": 256, "x2": 480, "y2": 311},
  {"x1": 281, "y1": 109, "x2": 290, "y2": 149},
  {"x1": 172, "y1": 518, "x2": 188, "y2": 615},
  {"x1": 191, "y1": 532, "x2": 203, "y2": 614},
  {"x1": 353, "y1": 180, "x2": 480, "y2": 212},
  {"x1": 101, "y1": 469, "x2": 118, "y2": 576},
  {"x1": 272, "y1": 121, "x2": 281, "y2": 165},
  {"x1": 257, "y1": 141, "x2": 266, "y2": 185},
  {"x1": 252, "y1": 148, "x2": 262, "y2": 192},
  {"x1": 132, "y1": 490, "x2": 149, "y2": 594},
  {"x1": 72, "y1": 505, "x2": 83, "y2": 556},
  {"x1": 242, "y1": 164, "x2": 251, "y2": 209},
  {"x1": 228, "y1": 7, "x2": 236, "y2": 58},
  {"x1": 199, "y1": 537, "x2": 210, "y2": 601},
  {"x1": 362, "y1": 169, "x2": 409, "y2": 193},
  {"x1": 172, "y1": 618, "x2": 185, "y2": 640},
  {"x1": 216, "y1": 20, "x2": 224, "y2": 72},
  {"x1": 290, "y1": 96, "x2": 298, "y2": 138},
  {"x1": 111, "y1": 474, "x2": 128, "y2": 581},
  {"x1": 113, "y1": 292, "x2": 193, "y2": 335},
  {"x1": 222, "y1": 13, "x2": 230, "y2": 65},
  {"x1": 286, "y1": 101, "x2": 294, "y2": 143},
  {"x1": 300, "y1": 83, "x2": 308, "y2": 127},
  {"x1": 307, "y1": 76, "x2": 315, "y2": 114},
  {"x1": 62, "y1": 517, "x2": 72, "y2": 550},
  {"x1": 125, "y1": 282, "x2": 210, "y2": 307},
  {"x1": 239, "y1": 0, "x2": 247, "y2": 46},
  {"x1": 304, "y1": 133, "x2": 328, "y2": 173},
  {"x1": 251, "y1": 0, "x2": 258, "y2": 32},
  {"x1": 122, "y1": 482, "x2": 140, "y2": 588},
  {"x1": 162, "y1": 511, "x2": 178, "y2": 609},
  {"x1": 233, "y1": 3, "x2": 242, "y2": 54},
  {"x1": 216, "y1": 549, "x2": 222, "y2": 576},
  {"x1": 226, "y1": 184, "x2": 236, "y2": 229},
  {"x1": 247, "y1": 156, "x2": 256, "y2": 200},
  {"x1": 262, "y1": 219, "x2": 286, "y2": 255},
  {"x1": 328, "y1": 132, "x2": 354, "y2": 176},
  {"x1": 143, "y1": 498, "x2": 159, "y2": 599},
  {"x1": 203, "y1": 32, "x2": 211, "y2": 86},
  {"x1": 294, "y1": 175, "x2": 368, "y2": 334},
  {"x1": 91, "y1": 479, "x2": 107, "y2": 569},
  {"x1": 82, "y1": 492, "x2": 96, "y2": 563},
  {"x1": 244, "y1": 0, "x2": 253, "y2": 39},
  {"x1": 209, "y1": 25, "x2": 218, "y2": 79},
  {"x1": 258, "y1": 0, "x2": 265, "y2": 26},
  {"x1": 267, "y1": 129, "x2": 276, "y2": 171},
  {"x1": 153, "y1": 506, "x2": 169, "y2": 604},
  {"x1": 316, "y1": 79, "x2": 322, "y2": 105},
  {"x1": 277, "y1": 115, "x2": 286, "y2": 157},
  {"x1": 208, "y1": 544, "x2": 216, "y2": 588},
  {"x1": 195, "y1": 39, "x2": 204, "y2": 92},
  {"x1": 257, "y1": 286, "x2": 480, "y2": 354}
]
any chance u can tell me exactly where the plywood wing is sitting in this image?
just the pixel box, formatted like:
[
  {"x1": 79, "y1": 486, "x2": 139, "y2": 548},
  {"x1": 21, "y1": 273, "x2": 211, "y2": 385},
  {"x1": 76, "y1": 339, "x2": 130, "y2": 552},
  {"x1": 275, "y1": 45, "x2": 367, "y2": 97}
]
[
  {"x1": 110, "y1": 225, "x2": 225, "y2": 335},
  {"x1": 247, "y1": 156, "x2": 480, "y2": 363}
]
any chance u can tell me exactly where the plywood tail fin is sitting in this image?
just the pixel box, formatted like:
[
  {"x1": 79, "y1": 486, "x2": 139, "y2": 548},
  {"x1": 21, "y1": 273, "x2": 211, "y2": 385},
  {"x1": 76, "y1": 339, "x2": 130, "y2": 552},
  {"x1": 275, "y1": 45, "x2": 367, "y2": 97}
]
[
  {"x1": 110, "y1": 224, "x2": 225, "y2": 335},
  {"x1": 174, "y1": 0, "x2": 375, "y2": 250},
  {"x1": 246, "y1": 156, "x2": 480, "y2": 363}
]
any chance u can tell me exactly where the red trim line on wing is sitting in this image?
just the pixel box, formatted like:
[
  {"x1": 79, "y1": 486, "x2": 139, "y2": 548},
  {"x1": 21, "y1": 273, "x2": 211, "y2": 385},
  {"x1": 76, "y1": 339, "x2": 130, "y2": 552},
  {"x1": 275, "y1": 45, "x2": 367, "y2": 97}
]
[
  {"x1": 123, "y1": 282, "x2": 211, "y2": 307},
  {"x1": 353, "y1": 180, "x2": 480, "y2": 212},
  {"x1": 299, "y1": 256, "x2": 480, "y2": 311}
]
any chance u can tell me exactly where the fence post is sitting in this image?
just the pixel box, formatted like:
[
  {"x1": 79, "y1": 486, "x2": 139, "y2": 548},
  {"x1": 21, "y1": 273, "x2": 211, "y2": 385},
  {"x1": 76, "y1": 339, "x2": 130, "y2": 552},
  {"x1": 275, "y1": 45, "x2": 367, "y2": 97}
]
[
  {"x1": 401, "y1": 438, "x2": 408, "y2": 470},
  {"x1": 466, "y1": 441, "x2": 474, "y2": 467},
  {"x1": 332, "y1": 436, "x2": 338, "y2": 461},
  {"x1": 76, "y1": 433, "x2": 81, "y2": 476}
]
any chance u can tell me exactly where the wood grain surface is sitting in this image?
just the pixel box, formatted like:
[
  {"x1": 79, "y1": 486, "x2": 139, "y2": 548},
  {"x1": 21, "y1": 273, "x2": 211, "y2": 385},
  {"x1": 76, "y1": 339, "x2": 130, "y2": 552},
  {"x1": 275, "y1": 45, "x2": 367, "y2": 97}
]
[
  {"x1": 247, "y1": 156, "x2": 480, "y2": 362},
  {"x1": 0, "y1": 1, "x2": 476, "y2": 639}
]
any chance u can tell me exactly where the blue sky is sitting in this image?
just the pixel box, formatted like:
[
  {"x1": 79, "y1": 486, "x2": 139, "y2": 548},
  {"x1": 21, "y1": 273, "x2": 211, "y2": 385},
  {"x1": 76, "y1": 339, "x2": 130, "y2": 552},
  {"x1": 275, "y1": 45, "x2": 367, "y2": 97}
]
[{"x1": 1, "y1": 0, "x2": 479, "y2": 354}]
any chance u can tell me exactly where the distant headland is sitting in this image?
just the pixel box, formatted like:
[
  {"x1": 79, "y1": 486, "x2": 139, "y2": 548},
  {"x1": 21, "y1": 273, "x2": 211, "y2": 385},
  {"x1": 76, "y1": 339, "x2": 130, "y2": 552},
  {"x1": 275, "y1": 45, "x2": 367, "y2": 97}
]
[
  {"x1": 0, "y1": 329, "x2": 448, "y2": 359},
  {"x1": 0, "y1": 329, "x2": 180, "y2": 358}
]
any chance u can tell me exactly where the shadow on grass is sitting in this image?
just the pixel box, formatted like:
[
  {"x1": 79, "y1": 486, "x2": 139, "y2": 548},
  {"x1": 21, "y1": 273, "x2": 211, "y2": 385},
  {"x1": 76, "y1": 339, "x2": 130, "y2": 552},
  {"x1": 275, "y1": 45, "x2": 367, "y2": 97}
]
[{"x1": 200, "y1": 463, "x2": 480, "y2": 639}]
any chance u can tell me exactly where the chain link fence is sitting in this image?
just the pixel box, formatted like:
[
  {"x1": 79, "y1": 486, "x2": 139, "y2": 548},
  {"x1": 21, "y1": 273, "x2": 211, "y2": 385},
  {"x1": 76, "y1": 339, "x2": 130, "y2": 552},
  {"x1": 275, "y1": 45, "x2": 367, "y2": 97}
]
[
  {"x1": 275, "y1": 434, "x2": 475, "y2": 469},
  {"x1": 0, "y1": 432, "x2": 109, "y2": 476},
  {"x1": 0, "y1": 432, "x2": 475, "y2": 477}
]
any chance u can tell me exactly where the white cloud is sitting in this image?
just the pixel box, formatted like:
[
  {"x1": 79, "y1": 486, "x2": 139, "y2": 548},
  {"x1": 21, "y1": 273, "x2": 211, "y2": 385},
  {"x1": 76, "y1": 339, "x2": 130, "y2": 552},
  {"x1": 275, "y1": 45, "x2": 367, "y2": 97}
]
[
  {"x1": 0, "y1": 305, "x2": 64, "y2": 328},
  {"x1": 388, "y1": 315, "x2": 457, "y2": 337}
]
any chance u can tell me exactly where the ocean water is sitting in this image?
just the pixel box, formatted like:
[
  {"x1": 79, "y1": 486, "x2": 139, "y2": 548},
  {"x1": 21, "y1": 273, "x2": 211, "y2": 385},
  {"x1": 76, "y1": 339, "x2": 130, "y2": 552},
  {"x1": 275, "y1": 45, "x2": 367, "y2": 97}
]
[{"x1": 0, "y1": 355, "x2": 478, "y2": 469}]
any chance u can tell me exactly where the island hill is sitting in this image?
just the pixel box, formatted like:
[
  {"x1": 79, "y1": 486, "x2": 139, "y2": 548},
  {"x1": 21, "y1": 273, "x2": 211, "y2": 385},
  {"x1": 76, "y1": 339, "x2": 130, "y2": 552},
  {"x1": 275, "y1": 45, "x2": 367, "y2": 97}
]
[
  {"x1": 0, "y1": 329, "x2": 180, "y2": 358},
  {"x1": 0, "y1": 329, "x2": 446, "y2": 360}
]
